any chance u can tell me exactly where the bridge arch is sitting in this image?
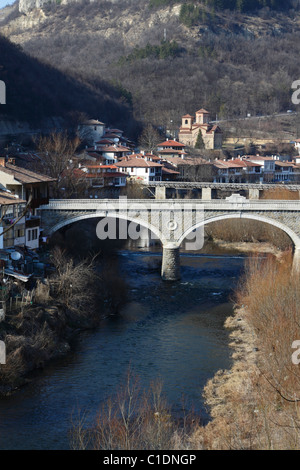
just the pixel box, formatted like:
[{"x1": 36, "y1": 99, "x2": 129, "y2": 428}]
[
  {"x1": 48, "y1": 212, "x2": 164, "y2": 244},
  {"x1": 178, "y1": 213, "x2": 300, "y2": 250}
]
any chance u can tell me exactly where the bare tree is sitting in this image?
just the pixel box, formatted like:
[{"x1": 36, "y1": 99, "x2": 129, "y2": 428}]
[
  {"x1": 138, "y1": 124, "x2": 161, "y2": 152},
  {"x1": 35, "y1": 131, "x2": 81, "y2": 197}
]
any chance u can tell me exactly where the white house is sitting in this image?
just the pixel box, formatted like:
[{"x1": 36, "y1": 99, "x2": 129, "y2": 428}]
[{"x1": 115, "y1": 155, "x2": 162, "y2": 183}]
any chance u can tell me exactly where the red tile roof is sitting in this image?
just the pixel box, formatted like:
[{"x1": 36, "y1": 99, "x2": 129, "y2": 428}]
[
  {"x1": 85, "y1": 164, "x2": 118, "y2": 169},
  {"x1": 158, "y1": 140, "x2": 185, "y2": 148},
  {"x1": 115, "y1": 158, "x2": 162, "y2": 168}
]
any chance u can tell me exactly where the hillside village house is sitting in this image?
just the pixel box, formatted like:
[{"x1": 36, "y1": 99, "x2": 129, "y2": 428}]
[
  {"x1": 115, "y1": 155, "x2": 162, "y2": 183},
  {"x1": 77, "y1": 164, "x2": 128, "y2": 189},
  {"x1": 90, "y1": 145, "x2": 131, "y2": 164},
  {"x1": 0, "y1": 157, "x2": 55, "y2": 249},
  {"x1": 78, "y1": 119, "x2": 106, "y2": 145},
  {"x1": 178, "y1": 109, "x2": 223, "y2": 150},
  {"x1": 156, "y1": 139, "x2": 187, "y2": 159},
  {"x1": 212, "y1": 155, "x2": 299, "y2": 184},
  {"x1": 213, "y1": 158, "x2": 262, "y2": 183},
  {"x1": 0, "y1": 190, "x2": 27, "y2": 250}
]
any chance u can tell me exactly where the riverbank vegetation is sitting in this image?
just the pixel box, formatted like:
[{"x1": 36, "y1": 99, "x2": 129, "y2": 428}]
[
  {"x1": 198, "y1": 252, "x2": 300, "y2": 449},
  {"x1": 0, "y1": 247, "x2": 127, "y2": 395},
  {"x1": 71, "y1": 371, "x2": 199, "y2": 450},
  {"x1": 205, "y1": 219, "x2": 292, "y2": 252}
]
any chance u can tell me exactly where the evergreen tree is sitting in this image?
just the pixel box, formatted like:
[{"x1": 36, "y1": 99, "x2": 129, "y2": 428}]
[{"x1": 195, "y1": 130, "x2": 205, "y2": 149}]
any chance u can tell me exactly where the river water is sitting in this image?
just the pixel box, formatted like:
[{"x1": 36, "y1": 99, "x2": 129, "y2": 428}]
[{"x1": 0, "y1": 243, "x2": 249, "y2": 450}]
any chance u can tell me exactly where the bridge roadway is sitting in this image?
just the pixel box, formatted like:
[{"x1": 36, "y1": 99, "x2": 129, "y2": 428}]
[{"x1": 39, "y1": 196, "x2": 300, "y2": 280}]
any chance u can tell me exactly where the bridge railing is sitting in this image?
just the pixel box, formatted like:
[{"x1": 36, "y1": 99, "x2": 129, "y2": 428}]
[
  {"x1": 40, "y1": 199, "x2": 300, "y2": 211},
  {"x1": 144, "y1": 182, "x2": 300, "y2": 190}
]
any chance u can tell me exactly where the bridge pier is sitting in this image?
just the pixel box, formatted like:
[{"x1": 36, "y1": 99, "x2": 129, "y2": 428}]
[
  {"x1": 161, "y1": 245, "x2": 181, "y2": 281},
  {"x1": 202, "y1": 187, "x2": 212, "y2": 200},
  {"x1": 249, "y1": 188, "x2": 261, "y2": 200},
  {"x1": 155, "y1": 186, "x2": 166, "y2": 199}
]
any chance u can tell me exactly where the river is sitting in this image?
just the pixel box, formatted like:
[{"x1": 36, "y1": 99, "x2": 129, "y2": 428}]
[{"x1": 0, "y1": 242, "x2": 250, "y2": 450}]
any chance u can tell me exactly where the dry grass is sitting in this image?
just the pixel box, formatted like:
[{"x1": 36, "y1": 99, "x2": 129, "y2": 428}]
[
  {"x1": 205, "y1": 219, "x2": 292, "y2": 251},
  {"x1": 193, "y1": 252, "x2": 300, "y2": 450}
]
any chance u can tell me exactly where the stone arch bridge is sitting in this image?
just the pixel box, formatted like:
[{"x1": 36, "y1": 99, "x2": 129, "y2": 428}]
[{"x1": 39, "y1": 195, "x2": 300, "y2": 280}]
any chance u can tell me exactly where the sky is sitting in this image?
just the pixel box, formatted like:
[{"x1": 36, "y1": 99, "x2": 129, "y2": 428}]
[{"x1": 0, "y1": 0, "x2": 16, "y2": 8}]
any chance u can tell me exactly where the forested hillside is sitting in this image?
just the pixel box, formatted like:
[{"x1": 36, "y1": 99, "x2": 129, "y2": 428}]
[
  {"x1": 1, "y1": 0, "x2": 300, "y2": 132},
  {"x1": 0, "y1": 34, "x2": 137, "y2": 135}
]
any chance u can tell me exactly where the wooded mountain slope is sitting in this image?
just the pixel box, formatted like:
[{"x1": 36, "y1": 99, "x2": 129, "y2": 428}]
[
  {"x1": 1, "y1": 0, "x2": 300, "y2": 131},
  {"x1": 0, "y1": 33, "x2": 137, "y2": 135}
]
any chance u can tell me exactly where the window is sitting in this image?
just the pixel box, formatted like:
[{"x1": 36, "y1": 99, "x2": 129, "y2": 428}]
[
  {"x1": 15, "y1": 228, "x2": 25, "y2": 238},
  {"x1": 27, "y1": 229, "x2": 38, "y2": 242}
]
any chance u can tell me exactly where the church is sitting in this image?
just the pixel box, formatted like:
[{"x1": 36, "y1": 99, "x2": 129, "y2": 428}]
[{"x1": 178, "y1": 108, "x2": 223, "y2": 150}]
